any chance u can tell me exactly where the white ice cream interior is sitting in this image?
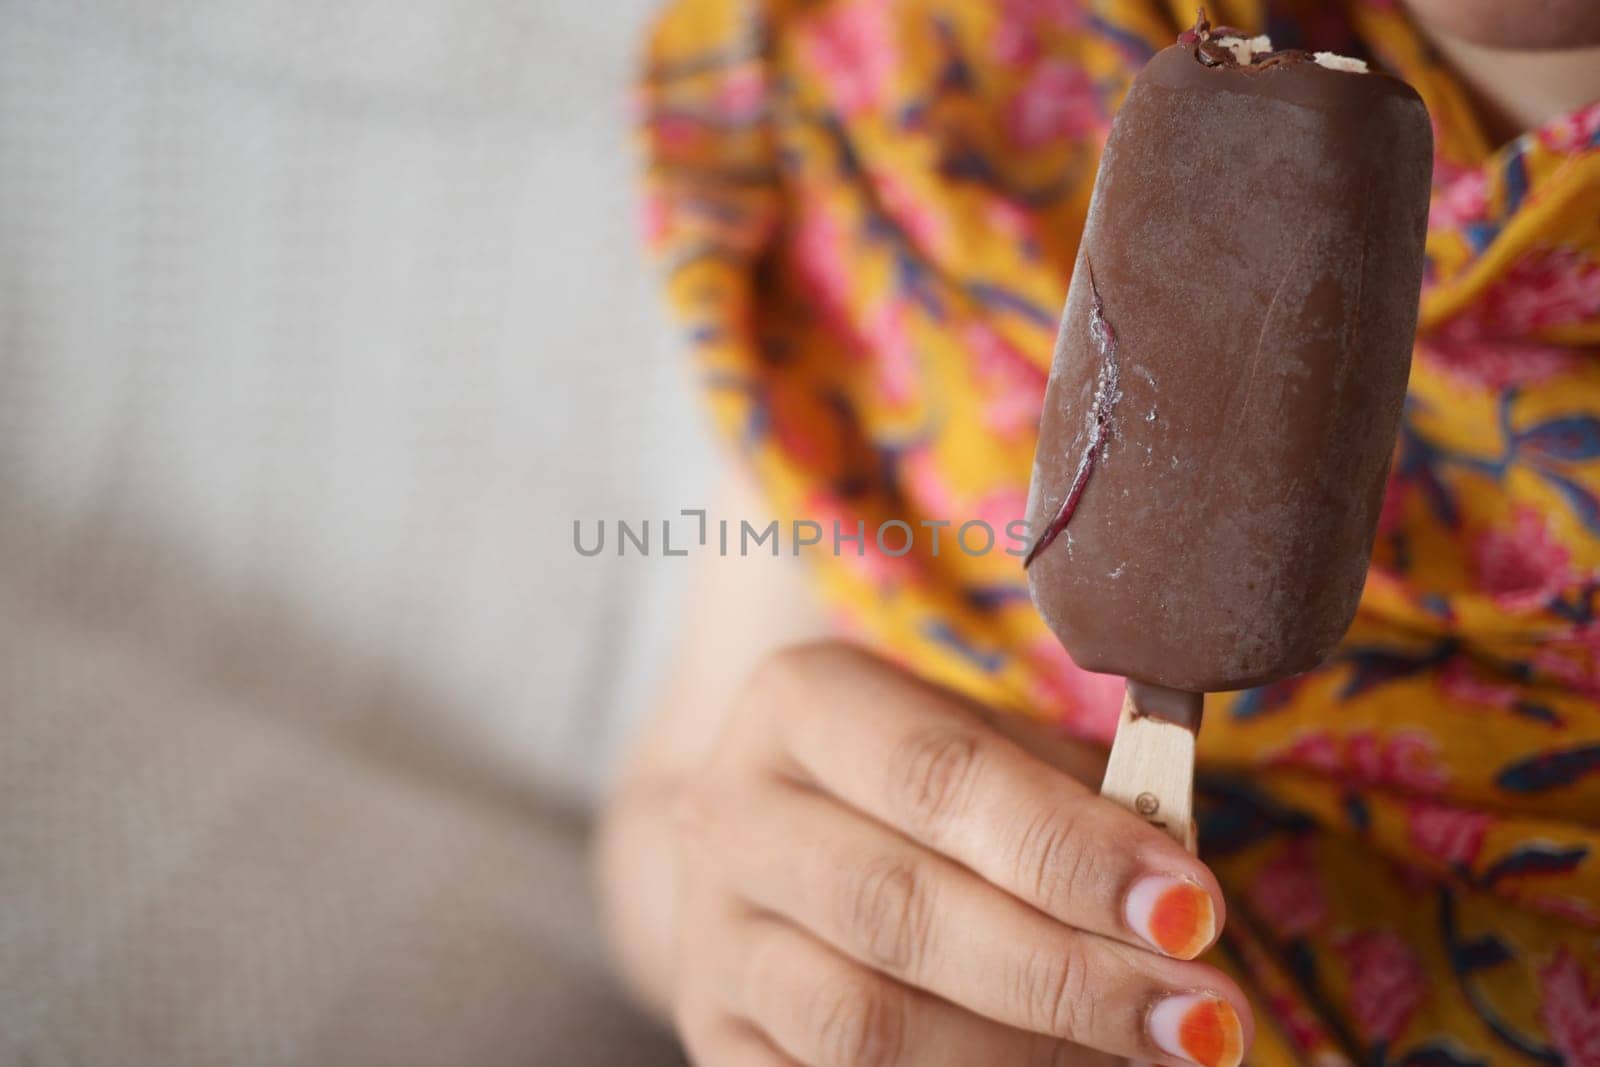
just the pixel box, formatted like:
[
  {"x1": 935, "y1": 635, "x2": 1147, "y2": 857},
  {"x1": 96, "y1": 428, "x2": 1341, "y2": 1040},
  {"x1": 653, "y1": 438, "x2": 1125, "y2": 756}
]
[
  {"x1": 1213, "y1": 34, "x2": 1273, "y2": 64},
  {"x1": 1212, "y1": 31, "x2": 1371, "y2": 73},
  {"x1": 1311, "y1": 52, "x2": 1370, "y2": 73}
]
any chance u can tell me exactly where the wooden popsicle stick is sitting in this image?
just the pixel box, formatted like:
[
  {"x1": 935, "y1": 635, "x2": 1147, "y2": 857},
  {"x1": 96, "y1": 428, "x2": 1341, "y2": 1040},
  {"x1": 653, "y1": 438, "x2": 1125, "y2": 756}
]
[{"x1": 1099, "y1": 686, "x2": 1197, "y2": 850}]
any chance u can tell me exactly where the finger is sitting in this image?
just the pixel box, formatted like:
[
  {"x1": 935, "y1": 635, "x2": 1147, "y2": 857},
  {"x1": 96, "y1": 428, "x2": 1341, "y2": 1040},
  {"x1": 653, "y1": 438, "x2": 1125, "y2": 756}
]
[
  {"x1": 705, "y1": 777, "x2": 1253, "y2": 1065},
  {"x1": 673, "y1": 862, "x2": 791, "y2": 1066},
  {"x1": 680, "y1": 1014, "x2": 802, "y2": 1067},
  {"x1": 730, "y1": 911, "x2": 1101, "y2": 1067},
  {"x1": 756, "y1": 644, "x2": 1223, "y2": 960}
]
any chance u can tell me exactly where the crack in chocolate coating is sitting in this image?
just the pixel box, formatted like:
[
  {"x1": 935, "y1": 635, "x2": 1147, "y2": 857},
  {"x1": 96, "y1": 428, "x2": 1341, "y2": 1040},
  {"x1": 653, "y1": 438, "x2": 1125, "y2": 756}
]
[
  {"x1": 1024, "y1": 264, "x2": 1117, "y2": 568},
  {"x1": 1023, "y1": 37, "x2": 1431, "y2": 692}
]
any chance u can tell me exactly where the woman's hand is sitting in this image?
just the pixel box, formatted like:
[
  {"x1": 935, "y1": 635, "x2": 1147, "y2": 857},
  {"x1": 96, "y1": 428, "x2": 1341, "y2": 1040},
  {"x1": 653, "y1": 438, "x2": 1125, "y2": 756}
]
[{"x1": 669, "y1": 641, "x2": 1253, "y2": 1067}]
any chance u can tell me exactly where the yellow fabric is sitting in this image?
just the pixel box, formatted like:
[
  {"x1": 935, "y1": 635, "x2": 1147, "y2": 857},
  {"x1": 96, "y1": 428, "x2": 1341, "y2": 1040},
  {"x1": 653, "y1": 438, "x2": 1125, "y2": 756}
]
[{"x1": 640, "y1": 1, "x2": 1600, "y2": 1061}]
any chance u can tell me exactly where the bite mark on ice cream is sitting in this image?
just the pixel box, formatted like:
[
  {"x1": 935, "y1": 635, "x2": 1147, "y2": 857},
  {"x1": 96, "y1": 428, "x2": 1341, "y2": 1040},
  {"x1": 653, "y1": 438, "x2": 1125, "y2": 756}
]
[
  {"x1": 1025, "y1": 263, "x2": 1120, "y2": 568},
  {"x1": 1180, "y1": 10, "x2": 1368, "y2": 74},
  {"x1": 1213, "y1": 34, "x2": 1271, "y2": 65}
]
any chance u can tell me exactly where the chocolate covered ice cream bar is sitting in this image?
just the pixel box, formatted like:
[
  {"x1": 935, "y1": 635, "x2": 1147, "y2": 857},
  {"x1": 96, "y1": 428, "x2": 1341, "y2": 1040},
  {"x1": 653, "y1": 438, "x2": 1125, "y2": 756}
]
[{"x1": 1024, "y1": 14, "x2": 1432, "y2": 845}]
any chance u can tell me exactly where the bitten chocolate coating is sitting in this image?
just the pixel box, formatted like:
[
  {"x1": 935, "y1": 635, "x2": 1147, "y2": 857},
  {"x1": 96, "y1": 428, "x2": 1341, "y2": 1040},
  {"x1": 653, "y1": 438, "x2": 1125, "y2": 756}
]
[{"x1": 1024, "y1": 43, "x2": 1432, "y2": 693}]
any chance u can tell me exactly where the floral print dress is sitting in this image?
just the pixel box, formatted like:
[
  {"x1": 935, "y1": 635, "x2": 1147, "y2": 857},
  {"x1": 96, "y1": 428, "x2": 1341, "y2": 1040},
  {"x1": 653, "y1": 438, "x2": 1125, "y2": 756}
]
[{"x1": 638, "y1": 0, "x2": 1600, "y2": 1062}]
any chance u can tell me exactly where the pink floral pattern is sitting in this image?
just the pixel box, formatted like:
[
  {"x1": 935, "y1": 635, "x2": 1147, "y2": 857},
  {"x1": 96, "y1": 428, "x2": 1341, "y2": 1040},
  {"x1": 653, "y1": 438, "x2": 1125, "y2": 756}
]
[
  {"x1": 1428, "y1": 169, "x2": 1489, "y2": 230},
  {"x1": 1534, "y1": 896, "x2": 1600, "y2": 929},
  {"x1": 1000, "y1": 0, "x2": 1084, "y2": 27},
  {"x1": 981, "y1": 196, "x2": 1040, "y2": 248},
  {"x1": 870, "y1": 170, "x2": 945, "y2": 256},
  {"x1": 1417, "y1": 329, "x2": 1577, "y2": 390},
  {"x1": 1531, "y1": 621, "x2": 1600, "y2": 699},
  {"x1": 1405, "y1": 800, "x2": 1494, "y2": 867},
  {"x1": 992, "y1": 0, "x2": 1084, "y2": 64},
  {"x1": 866, "y1": 300, "x2": 918, "y2": 406},
  {"x1": 799, "y1": 2, "x2": 896, "y2": 119},
  {"x1": 1351, "y1": 731, "x2": 1451, "y2": 794},
  {"x1": 898, "y1": 444, "x2": 958, "y2": 517},
  {"x1": 713, "y1": 66, "x2": 766, "y2": 119},
  {"x1": 1536, "y1": 102, "x2": 1600, "y2": 154},
  {"x1": 1335, "y1": 930, "x2": 1427, "y2": 1046},
  {"x1": 800, "y1": 489, "x2": 918, "y2": 587},
  {"x1": 1472, "y1": 507, "x2": 1573, "y2": 612},
  {"x1": 1004, "y1": 60, "x2": 1102, "y2": 150},
  {"x1": 1274, "y1": 730, "x2": 1450, "y2": 795},
  {"x1": 1248, "y1": 840, "x2": 1328, "y2": 938},
  {"x1": 972, "y1": 487, "x2": 1029, "y2": 541},
  {"x1": 964, "y1": 320, "x2": 1047, "y2": 441},
  {"x1": 1538, "y1": 949, "x2": 1600, "y2": 1066},
  {"x1": 791, "y1": 194, "x2": 856, "y2": 331},
  {"x1": 1437, "y1": 657, "x2": 1521, "y2": 710},
  {"x1": 1376, "y1": 469, "x2": 1410, "y2": 536},
  {"x1": 652, "y1": 113, "x2": 703, "y2": 153},
  {"x1": 992, "y1": 21, "x2": 1040, "y2": 66},
  {"x1": 1475, "y1": 248, "x2": 1600, "y2": 335},
  {"x1": 1022, "y1": 635, "x2": 1121, "y2": 743},
  {"x1": 1272, "y1": 730, "x2": 1342, "y2": 774}
]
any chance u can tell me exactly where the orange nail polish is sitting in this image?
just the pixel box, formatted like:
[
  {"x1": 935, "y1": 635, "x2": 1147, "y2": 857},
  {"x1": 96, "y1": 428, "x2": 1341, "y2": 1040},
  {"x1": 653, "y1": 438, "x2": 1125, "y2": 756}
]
[
  {"x1": 1126, "y1": 876, "x2": 1216, "y2": 959},
  {"x1": 1149, "y1": 994, "x2": 1244, "y2": 1067}
]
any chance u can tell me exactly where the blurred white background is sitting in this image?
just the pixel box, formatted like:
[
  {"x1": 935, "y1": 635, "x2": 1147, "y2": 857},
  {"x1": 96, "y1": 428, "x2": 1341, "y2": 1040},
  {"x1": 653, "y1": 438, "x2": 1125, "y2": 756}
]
[
  {"x1": 0, "y1": 1, "x2": 708, "y2": 1062},
  {"x1": 0, "y1": 0, "x2": 713, "y2": 803}
]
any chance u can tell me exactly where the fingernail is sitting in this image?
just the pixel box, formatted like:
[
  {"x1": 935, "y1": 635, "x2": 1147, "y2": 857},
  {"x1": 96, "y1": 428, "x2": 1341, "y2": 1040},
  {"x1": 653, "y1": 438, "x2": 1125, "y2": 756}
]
[
  {"x1": 1125, "y1": 875, "x2": 1215, "y2": 959},
  {"x1": 1148, "y1": 993, "x2": 1243, "y2": 1067}
]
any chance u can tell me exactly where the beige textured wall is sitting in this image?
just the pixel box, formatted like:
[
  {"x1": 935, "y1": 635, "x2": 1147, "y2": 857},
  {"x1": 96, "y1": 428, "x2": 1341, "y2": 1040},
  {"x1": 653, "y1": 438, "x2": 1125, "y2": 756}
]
[
  {"x1": 0, "y1": 0, "x2": 713, "y2": 803},
  {"x1": 0, "y1": 3, "x2": 702, "y2": 1062}
]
